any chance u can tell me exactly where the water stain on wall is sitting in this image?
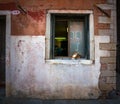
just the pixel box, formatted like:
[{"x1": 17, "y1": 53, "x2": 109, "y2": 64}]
[{"x1": 28, "y1": 10, "x2": 45, "y2": 22}]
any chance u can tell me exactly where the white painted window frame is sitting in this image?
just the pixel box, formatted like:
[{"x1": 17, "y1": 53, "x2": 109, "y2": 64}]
[{"x1": 45, "y1": 10, "x2": 94, "y2": 61}]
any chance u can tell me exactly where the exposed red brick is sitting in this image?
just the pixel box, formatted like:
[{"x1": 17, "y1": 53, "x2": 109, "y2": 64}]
[
  {"x1": 101, "y1": 63, "x2": 107, "y2": 70},
  {"x1": 97, "y1": 23, "x2": 110, "y2": 29}
]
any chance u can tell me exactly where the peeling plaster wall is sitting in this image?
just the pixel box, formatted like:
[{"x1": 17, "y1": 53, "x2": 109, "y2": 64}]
[
  {"x1": 0, "y1": 0, "x2": 116, "y2": 99},
  {"x1": 8, "y1": 35, "x2": 110, "y2": 99}
]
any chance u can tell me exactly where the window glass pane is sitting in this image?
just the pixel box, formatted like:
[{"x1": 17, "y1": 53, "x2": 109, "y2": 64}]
[{"x1": 69, "y1": 21, "x2": 85, "y2": 57}]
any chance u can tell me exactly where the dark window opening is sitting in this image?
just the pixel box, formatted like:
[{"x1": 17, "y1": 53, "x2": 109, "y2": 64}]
[
  {"x1": 55, "y1": 20, "x2": 68, "y2": 56},
  {"x1": 0, "y1": 15, "x2": 6, "y2": 97}
]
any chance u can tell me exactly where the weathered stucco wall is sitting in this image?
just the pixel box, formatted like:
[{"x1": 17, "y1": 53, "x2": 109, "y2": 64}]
[
  {"x1": 0, "y1": 0, "x2": 117, "y2": 99},
  {"x1": 9, "y1": 35, "x2": 110, "y2": 99}
]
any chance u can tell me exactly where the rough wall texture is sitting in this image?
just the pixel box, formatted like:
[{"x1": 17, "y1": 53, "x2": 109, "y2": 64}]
[
  {"x1": 0, "y1": 0, "x2": 117, "y2": 99},
  {"x1": 98, "y1": 0, "x2": 116, "y2": 98},
  {"x1": 11, "y1": 10, "x2": 46, "y2": 35},
  {"x1": 9, "y1": 35, "x2": 109, "y2": 99},
  {"x1": 0, "y1": 0, "x2": 107, "y2": 35}
]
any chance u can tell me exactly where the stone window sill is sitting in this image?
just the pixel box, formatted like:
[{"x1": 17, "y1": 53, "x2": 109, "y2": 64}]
[{"x1": 46, "y1": 59, "x2": 93, "y2": 65}]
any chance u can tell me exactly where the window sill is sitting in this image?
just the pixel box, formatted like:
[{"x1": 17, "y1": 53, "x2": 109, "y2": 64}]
[{"x1": 46, "y1": 59, "x2": 93, "y2": 65}]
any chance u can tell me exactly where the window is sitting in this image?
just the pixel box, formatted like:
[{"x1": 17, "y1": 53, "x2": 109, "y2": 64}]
[{"x1": 46, "y1": 10, "x2": 94, "y2": 60}]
